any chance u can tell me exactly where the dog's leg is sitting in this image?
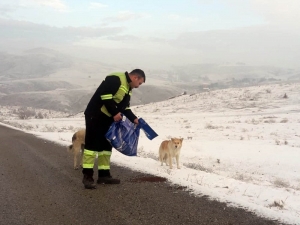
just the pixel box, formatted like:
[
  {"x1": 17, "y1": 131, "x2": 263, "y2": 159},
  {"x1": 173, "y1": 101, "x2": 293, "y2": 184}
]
[
  {"x1": 176, "y1": 155, "x2": 181, "y2": 169},
  {"x1": 80, "y1": 144, "x2": 84, "y2": 168},
  {"x1": 80, "y1": 150, "x2": 83, "y2": 168},
  {"x1": 160, "y1": 156, "x2": 164, "y2": 166},
  {"x1": 74, "y1": 146, "x2": 82, "y2": 170},
  {"x1": 159, "y1": 151, "x2": 163, "y2": 166},
  {"x1": 168, "y1": 153, "x2": 173, "y2": 169},
  {"x1": 74, "y1": 151, "x2": 79, "y2": 170},
  {"x1": 164, "y1": 155, "x2": 168, "y2": 166}
]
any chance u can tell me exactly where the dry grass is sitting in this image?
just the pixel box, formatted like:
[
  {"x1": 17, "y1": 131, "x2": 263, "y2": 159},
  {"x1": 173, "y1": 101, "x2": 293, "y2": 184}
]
[
  {"x1": 183, "y1": 162, "x2": 214, "y2": 173},
  {"x1": 233, "y1": 173, "x2": 253, "y2": 182},
  {"x1": 264, "y1": 119, "x2": 276, "y2": 123},
  {"x1": 280, "y1": 118, "x2": 288, "y2": 123},
  {"x1": 249, "y1": 118, "x2": 260, "y2": 125},
  {"x1": 205, "y1": 123, "x2": 223, "y2": 129},
  {"x1": 137, "y1": 146, "x2": 157, "y2": 160},
  {"x1": 268, "y1": 200, "x2": 285, "y2": 209},
  {"x1": 272, "y1": 178, "x2": 290, "y2": 188}
]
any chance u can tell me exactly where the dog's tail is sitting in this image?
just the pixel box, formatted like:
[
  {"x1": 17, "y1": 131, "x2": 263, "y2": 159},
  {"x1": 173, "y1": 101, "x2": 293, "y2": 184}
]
[
  {"x1": 67, "y1": 144, "x2": 73, "y2": 153},
  {"x1": 67, "y1": 132, "x2": 77, "y2": 153}
]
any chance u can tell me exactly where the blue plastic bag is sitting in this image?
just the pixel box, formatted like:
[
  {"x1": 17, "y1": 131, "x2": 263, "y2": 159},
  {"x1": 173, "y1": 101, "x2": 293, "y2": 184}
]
[
  {"x1": 105, "y1": 116, "x2": 141, "y2": 156},
  {"x1": 138, "y1": 118, "x2": 158, "y2": 140}
]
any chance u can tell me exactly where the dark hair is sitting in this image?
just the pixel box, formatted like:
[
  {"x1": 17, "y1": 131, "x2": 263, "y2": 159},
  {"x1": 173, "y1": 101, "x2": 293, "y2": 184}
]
[{"x1": 130, "y1": 69, "x2": 146, "y2": 82}]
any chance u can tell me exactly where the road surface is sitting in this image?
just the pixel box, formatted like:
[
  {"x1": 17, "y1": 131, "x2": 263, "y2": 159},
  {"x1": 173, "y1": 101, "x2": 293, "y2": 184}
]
[{"x1": 0, "y1": 124, "x2": 282, "y2": 225}]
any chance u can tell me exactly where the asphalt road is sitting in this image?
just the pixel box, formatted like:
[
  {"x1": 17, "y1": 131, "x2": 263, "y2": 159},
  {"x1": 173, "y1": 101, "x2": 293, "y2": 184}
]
[{"x1": 0, "y1": 124, "x2": 283, "y2": 225}]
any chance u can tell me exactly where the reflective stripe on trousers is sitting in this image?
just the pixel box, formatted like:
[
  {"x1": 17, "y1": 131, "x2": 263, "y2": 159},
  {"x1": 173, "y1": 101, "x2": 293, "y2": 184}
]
[
  {"x1": 98, "y1": 151, "x2": 111, "y2": 170},
  {"x1": 82, "y1": 149, "x2": 111, "y2": 170}
]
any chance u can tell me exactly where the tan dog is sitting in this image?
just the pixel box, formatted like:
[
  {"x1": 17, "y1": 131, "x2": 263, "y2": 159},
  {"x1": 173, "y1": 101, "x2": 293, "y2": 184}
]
[
  {"x1": 68, "y1": 129, "x2": 85, "y2": 170},
  {"x1": 159, "y1": 138, "x2": 183, "y2": 169}
]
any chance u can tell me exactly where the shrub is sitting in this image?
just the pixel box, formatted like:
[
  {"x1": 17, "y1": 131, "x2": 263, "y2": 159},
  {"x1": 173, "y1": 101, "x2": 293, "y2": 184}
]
[
  {"x1": 269, "y1": 200, "x2": 284, "y2": 209},
  {"x1": 205, "y1": 123, "x2": 219, "y2": 129},
  {"x1": 273, "y1": 178, "x2": 290, "y2": 188},
  {"x1": 234, "y1": 173, "x2": 252, "y2": 182},
  {"x1": 17, "y1": 107, "x2": 35, "y2": 119},
  {"x1": 264, "y1": 119, "x2": 276, "y2": 123},
  {"x1": 183, "y1": 162, "x2": 213, "y2": 173},
  {"x1": 251, "y1": 119, "x2": 260, "y2": 125},
  {"x1": 280, "y1": 118, "x2": 288, "y2": 123},
  {"x1": 35, "y1": 112, "x2": 44, "y2": 119}
]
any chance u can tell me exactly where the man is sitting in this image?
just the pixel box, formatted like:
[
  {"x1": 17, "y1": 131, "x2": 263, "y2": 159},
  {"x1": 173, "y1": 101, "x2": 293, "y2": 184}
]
[{"x1": 82, "y1": 69, "x2": 145, "y2": 189}]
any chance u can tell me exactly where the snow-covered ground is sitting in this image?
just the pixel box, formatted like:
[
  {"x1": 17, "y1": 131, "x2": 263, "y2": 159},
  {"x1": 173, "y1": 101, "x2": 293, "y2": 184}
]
[{"x1": 1, "y1": 82, "x2": 300, "y2": 225}]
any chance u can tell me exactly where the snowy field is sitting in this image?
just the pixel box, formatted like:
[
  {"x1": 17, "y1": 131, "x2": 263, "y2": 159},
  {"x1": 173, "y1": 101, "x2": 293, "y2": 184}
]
[{"x1": 1, "y1": 82, "x2": 300, "y2": 225}]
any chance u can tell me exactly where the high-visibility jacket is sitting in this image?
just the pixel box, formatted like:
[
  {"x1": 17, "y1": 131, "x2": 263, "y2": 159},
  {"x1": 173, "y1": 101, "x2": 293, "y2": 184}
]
[{"x1": 84, "y1": 71, "x2": 136, "y2": 122}]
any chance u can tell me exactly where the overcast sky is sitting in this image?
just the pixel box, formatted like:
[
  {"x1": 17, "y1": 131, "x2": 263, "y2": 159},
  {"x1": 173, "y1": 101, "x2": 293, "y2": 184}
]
[{"x1": 1, "y1": 0, "x2": 300, "y2": 69}]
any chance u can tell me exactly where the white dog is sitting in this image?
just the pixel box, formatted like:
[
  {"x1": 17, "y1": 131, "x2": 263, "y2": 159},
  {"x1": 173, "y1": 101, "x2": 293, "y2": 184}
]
[{"x1": 159, "y1": 138, "x2": 183, "y2": 169}]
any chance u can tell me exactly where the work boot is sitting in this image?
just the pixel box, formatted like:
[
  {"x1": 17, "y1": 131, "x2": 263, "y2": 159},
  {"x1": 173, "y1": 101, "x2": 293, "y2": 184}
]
[
  {"x1": 97, "y1": 176, "x2": 120, "y2": 184},
  {"x1": 82, "y1": 174, "x2": 96, "y2": 189}
]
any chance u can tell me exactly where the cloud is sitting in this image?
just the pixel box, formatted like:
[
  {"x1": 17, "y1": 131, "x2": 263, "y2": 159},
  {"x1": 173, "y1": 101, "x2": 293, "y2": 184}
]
[
  {"x1": 250, "y1": 0, "x2": 300, "y2": 27},
  {"x1": 0, "y1": 18, "x2": 124, "y2": 51},
  {"x1": 198, "y1": 0, "x2": 300, "y2": 28},
  {"x1": 20, "y1": 0, "x2": 68, "y2": 11},
  {"x1": 1, "y1": 1, "x2": 299, "y2": 69},
  {"x1": 167, "y1": 14, "x2": 181, "y2": 20},
  {"x1": 89, "y1": 2, "x2": 108, "y2": 9},
  {"x1": 194, "y1": 0, "x2": 300, "y2": 29},
  {"x1": 167, "y1": 14, "x2": 199, "y2": 23},
  {"x1": 167, "y1": 25, "x2": 300, "y2": 67},
  {"x1": 106, "y1": 35, "x2": 140, "y2": 42},
  {"x1": 104, "y1": 11, "x2": 149, "y2": 23},
  {"x1": 0, "y1": 4, "x2": 16, "y2": 17}
]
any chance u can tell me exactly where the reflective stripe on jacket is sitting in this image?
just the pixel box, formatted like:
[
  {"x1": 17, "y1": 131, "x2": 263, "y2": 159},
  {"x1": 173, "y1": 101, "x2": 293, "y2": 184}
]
[{"x1": 100, "y1": 72, "x2": 132, "y2": 117}]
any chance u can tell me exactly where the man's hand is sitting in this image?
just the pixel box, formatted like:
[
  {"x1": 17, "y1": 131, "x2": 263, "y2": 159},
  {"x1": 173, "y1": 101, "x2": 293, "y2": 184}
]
[
  {"x1": 113, "y1": 112, "x2": 122, "y2": 122},
  {"x1": 133, "y1": 118, "x2": 139, "y2": 125}
]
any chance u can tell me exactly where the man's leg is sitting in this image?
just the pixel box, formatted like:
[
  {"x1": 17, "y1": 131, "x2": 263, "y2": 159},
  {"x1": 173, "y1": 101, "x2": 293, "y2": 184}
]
[
  {"x1": 96, "y1": 119, "x2": 120, "y2": 184},
  {"x1": 97, "y1": 150, "x2": 120, "y2": 184},
  {"x1": 82, "y1": 150, "x2": 97, "y2": 189},
  {"x1": 81, "y1": 115, "x2": 99, "y2": 189}
]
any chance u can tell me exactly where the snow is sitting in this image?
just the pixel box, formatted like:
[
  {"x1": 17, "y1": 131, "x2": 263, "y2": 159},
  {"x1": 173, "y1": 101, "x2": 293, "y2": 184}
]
[{"x1": 1, "y1": 82, "x2": 300, "y2": 225}]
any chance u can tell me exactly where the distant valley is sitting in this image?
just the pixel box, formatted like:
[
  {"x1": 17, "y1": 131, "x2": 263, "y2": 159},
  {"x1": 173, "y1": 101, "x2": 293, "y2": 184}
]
[{"x1": 0, "y1": 48, "x2": 299, "y2": 114}]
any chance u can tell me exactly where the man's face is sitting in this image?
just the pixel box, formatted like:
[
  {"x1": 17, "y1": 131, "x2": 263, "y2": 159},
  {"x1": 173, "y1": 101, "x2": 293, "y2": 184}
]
[{"x1": 130, "y1": 75, "x2": 144, "y2": 89}]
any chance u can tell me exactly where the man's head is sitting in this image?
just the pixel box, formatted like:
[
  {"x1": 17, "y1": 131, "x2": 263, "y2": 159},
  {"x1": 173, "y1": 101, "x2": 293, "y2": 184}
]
[{"x1": 129, "y1": 69, "x2": 145, "y2": 88}]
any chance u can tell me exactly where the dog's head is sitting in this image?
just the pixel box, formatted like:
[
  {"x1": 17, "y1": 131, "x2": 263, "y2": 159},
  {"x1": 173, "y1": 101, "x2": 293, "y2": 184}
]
[{"x1": 170, "y1": 138, "x2": 183, "y2": 149}]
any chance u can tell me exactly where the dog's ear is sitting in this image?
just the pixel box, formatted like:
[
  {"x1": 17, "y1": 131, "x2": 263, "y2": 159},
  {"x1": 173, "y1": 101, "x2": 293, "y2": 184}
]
[{"x1": 180, "y1": 138, "x2": 184, "y2": 142}]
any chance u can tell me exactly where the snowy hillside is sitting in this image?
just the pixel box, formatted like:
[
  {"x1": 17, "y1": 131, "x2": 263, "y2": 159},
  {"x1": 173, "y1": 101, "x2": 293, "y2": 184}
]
[
  {"x1": 1, "y1": 82, "x2": 300, "y2": 224},
  {"x1": 0, "y1": 49, "x2": 186, "y2": 112}
]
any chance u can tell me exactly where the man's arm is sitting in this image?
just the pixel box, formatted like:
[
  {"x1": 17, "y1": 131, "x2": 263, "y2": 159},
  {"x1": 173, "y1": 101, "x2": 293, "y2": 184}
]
[
  {"x1": 100, "y1": 76, "x2": 120, "y2": 116},
  {"x1": 122, "y1": 103, "x2": 138, "y2": 124}
]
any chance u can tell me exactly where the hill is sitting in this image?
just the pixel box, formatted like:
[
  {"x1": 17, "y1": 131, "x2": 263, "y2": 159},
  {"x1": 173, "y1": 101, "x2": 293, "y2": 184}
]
[
  {"x1": 0, "y1": 48, "x2": 299, "y2": 113},
  {"x1": 0, "y1": 48, "x2": 185, "y2": 113}
]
